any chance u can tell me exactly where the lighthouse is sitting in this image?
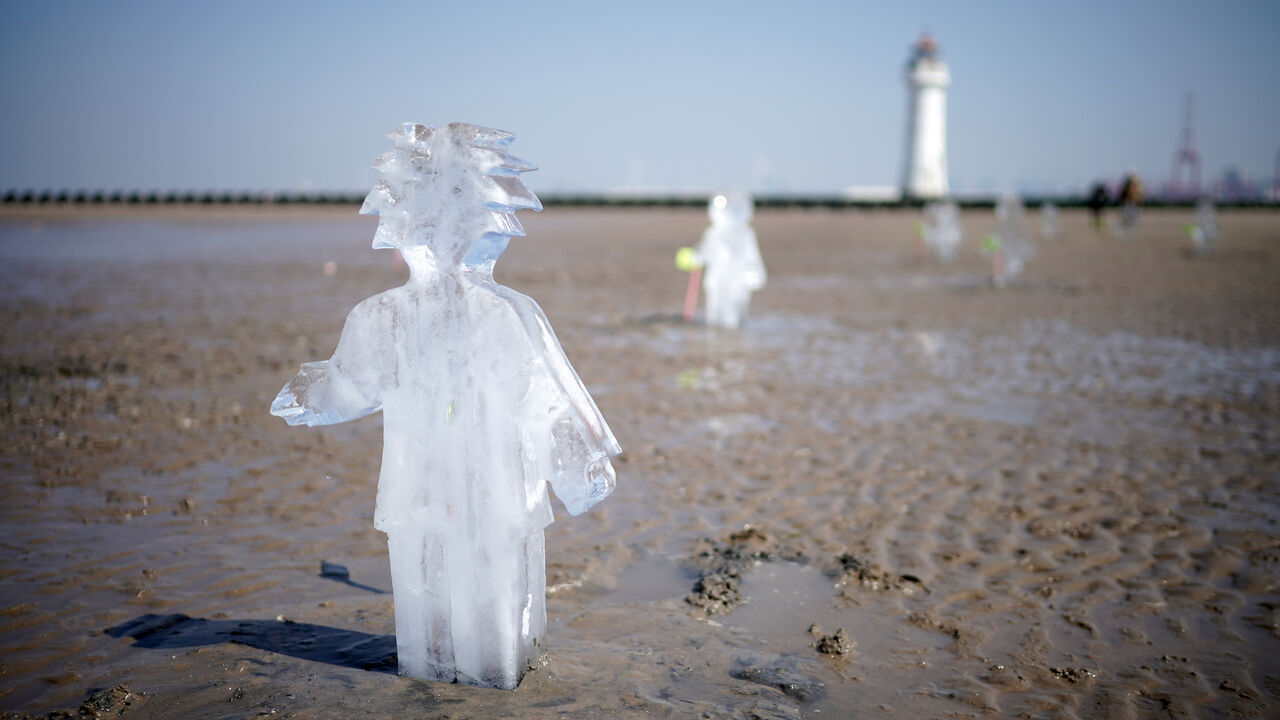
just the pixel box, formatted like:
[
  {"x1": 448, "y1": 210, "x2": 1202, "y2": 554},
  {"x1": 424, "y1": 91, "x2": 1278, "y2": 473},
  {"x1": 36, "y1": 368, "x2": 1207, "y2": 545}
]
[{"x1": 902, "y1": 33, "x2": 950, "y2": 200}]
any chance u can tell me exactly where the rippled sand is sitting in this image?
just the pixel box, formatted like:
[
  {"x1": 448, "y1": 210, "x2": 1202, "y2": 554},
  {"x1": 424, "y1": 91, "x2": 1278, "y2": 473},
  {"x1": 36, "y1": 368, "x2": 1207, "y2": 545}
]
[{"x1": 1, "y1": 206, "x2": 1278, "y2": 718}]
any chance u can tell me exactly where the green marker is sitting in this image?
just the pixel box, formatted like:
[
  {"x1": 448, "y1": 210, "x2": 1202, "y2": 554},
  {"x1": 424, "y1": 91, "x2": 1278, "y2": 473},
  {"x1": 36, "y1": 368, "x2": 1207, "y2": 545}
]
[{"x1": 675, "y1": 246, "x2": 702, "y2": 272}]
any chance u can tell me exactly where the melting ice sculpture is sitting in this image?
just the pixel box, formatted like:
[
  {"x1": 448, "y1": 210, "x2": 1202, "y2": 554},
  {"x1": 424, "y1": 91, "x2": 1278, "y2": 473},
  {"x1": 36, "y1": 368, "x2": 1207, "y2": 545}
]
[
  {"x1": 984, "y1": 192, "x2": 1035, "y2": 288},
  {"x1": 1187, "y1": 198, "x2": 1219, "y2": 255},
  {"x1": 269, "y1": 123, "x2": 621, "y2": 690},
  {"x1": 1039, "y1": 202, "x2": 1059, "y2": 240},
  {"x1": 923, "y1": 201, "x2": 963, "y2": 261},
  {"x1": 691, "y1": 192, "x2": 766, "y2": 328}
]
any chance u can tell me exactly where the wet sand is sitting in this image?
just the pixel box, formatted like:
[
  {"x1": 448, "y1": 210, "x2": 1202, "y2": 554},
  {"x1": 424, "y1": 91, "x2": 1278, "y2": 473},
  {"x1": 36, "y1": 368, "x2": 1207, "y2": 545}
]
[{"x1": 1, "y1": 205, "x2": 1278, "y2": 718}]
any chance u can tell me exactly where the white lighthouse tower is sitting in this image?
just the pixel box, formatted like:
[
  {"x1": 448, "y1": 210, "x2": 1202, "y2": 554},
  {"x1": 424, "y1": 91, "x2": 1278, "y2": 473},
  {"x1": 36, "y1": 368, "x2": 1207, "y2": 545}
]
[{"x1": 902, "y1": 33, "x2": 951, "y2": 200}]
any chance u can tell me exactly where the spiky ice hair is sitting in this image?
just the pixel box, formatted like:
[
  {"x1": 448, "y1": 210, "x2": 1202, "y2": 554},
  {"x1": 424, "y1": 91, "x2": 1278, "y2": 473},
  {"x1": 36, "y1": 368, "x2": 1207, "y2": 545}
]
[{"x1": 359, "y1": 122, "x2": 542, "y2": 251}]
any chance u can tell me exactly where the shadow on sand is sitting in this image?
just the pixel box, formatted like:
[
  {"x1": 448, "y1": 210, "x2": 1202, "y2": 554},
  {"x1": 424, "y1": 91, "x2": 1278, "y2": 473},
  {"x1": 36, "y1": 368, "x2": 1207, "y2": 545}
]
[
  {"x1": 319, "y1": 560, "x2": 389, "y2": 594},
  {"x1": 107, "y1": 613, "x2": 397, "y2": 672}
]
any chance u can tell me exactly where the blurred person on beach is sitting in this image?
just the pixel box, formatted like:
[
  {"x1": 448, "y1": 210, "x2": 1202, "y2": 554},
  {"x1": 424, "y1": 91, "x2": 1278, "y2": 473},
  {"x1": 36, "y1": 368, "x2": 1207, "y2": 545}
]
[
  {"x1": 1087, "y1": 182, "x2": 1110, "y2": 230},
  {"x1": 1117, "y1": 170, "x2": 1143, "y2": 239}
]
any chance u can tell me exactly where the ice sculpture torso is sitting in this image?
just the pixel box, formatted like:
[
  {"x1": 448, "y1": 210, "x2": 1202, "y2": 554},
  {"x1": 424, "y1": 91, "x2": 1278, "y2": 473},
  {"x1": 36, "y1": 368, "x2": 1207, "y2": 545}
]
[
  {"x1": 271, "y1": 123, "x2": 619, "y2": 690},
  {"x1": 697, "y1": 192, "x2": 766, "y2": 328},
  {"x1": 332, "y1": 268, "x2": 616, "y2": 536}
]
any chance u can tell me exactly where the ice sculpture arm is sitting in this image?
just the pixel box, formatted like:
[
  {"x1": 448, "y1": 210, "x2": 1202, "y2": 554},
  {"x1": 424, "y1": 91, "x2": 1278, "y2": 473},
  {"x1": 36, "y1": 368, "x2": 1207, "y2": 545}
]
[
  {"x1": 549, "y1": 429, "x2": 616, "y2": 516},
  {"x1": 538, "y1": 313, "x2": 620, "y2": 515},
  {"x1": 498, "y1": 288, "x2": 620, "y2": 515},
  {"x1": 271, "y1": 304, "x2": 382, "y2": 427}
]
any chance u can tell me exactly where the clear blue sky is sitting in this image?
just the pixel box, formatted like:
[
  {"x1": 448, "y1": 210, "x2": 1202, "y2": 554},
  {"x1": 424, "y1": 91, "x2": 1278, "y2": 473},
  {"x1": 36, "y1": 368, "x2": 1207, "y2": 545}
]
[{"x1": 1, "y1": 0, "x2": 1277, "y2": 195}]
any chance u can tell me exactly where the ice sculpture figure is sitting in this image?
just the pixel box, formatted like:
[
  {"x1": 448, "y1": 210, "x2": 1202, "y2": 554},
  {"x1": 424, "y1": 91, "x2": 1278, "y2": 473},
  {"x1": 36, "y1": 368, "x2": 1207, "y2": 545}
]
[
  {"x1": 270, "y1": 123, "x2": 620, "y2": 690},
  {"x1": 692, "y1": 192, "x2": 766, "y2": 328},
  {"x1": 1188, "y1": 198, "x2": 1218, "y2": 255},
  {"x1": 1039, "y1": 203, "x2": 1059, "y2": 239},
  {"x1": 923, "y1": 201, "x2": 963, "y2": 261},
  {"x1": 987, "y1": 192, "x2": 1035, "y2": 287}
]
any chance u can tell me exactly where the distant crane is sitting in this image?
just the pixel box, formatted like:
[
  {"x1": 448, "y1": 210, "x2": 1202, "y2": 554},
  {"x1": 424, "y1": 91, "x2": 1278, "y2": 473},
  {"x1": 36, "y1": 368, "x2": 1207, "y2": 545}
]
[{"x1": 1168, "y1": 93, "x2": 1201, "y2": 199}]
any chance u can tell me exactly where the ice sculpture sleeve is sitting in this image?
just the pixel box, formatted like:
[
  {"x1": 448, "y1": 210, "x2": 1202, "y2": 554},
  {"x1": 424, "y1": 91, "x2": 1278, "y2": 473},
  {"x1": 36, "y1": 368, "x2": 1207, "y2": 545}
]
[
  {"x1": 270, "y1": 303, "x2": 383, "y2": 427},
  {"x1": 524, "y1": 302, "x2": 620, "y2": 516}
]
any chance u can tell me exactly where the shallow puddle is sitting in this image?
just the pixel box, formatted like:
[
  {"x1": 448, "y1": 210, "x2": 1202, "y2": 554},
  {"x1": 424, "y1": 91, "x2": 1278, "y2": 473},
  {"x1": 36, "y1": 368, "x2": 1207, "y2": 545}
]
[
  {"x1": 608, "y1": 556, "x2": 699, "y2": 604},
  {"x1": 724, "y1": 563, "x2": 949, "y2": 654},
  {"x1": 722, "y1": 562, "x2": 835, "y2": 644}
]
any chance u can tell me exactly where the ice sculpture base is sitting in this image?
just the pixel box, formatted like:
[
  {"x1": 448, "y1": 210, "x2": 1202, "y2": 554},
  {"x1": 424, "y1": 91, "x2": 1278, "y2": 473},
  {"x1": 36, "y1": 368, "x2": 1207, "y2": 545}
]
[{"x1": 386, "y1": 528, "x2": 547, "y2": 690}]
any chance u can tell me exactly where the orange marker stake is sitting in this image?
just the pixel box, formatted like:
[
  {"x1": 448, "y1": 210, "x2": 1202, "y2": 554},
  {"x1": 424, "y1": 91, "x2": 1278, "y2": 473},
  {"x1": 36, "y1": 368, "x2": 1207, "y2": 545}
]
[
  {"x1": 682, "y1": 267, "x2": 702, "y2": 322},
  {"x1": 675, "y1": 246, "x2": 703, "y2": 323}
]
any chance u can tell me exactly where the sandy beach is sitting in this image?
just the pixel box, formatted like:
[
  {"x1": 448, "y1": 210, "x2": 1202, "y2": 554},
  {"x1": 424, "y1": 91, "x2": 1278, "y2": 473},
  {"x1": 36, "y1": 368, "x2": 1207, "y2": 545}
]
[{"x1": 1, "y1": 205, "x2": 1278, "y2": 718}]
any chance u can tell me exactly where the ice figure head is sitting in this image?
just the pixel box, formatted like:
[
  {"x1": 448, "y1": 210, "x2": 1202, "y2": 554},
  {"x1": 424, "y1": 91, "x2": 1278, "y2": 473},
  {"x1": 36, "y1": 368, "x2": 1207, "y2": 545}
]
[
  {"x1": 708, "y1": 192, "x2": 753, "y2": 226},
  {"x1": 359, "y1": 122, "x2": 542, "y2": 273}
]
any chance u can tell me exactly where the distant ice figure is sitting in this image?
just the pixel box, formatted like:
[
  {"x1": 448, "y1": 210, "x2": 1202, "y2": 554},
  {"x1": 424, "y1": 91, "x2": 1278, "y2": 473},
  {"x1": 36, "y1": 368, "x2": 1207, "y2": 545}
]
[
  {"x1": 986, "y1": 192, "x2": 1035, "y2": 287},
  {"x1": 923, "y1": 201, "x2": 963, "y2": 261},
  {"x1": 1039, "y1": 202, "x2": 1059, "y2": 239},
  {"x1": 693, "y1": 192, "x2": 766, "y2": 327},
  {"x1": 1189, "y1": 198, "x2": 1219, "y2": 254},
  {"x1": 270, "y1": 123, "x2": 620, "y2": 690}
]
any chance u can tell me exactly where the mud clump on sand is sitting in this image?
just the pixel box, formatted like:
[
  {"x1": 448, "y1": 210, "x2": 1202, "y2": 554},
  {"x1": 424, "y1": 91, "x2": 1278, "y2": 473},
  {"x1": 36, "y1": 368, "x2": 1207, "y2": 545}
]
[
  {"x1": 1049, "y1": 666, "x2": 1097, "y2": 685},
  {"x1": 905, "y1": 610, "x2": 962, "y2": 640},
  {"x1": 832, "y1": 552, "x2": 926, "y2": 597},
  {"x1": 3, "y1": 684, "x2": 145, "y2": 719},
  {"x1": 807, "y1": 624, "x2": 854, "y2": 656},
  {"x1": 730, "y1": 655, "x2": 826, "y2": 703},
  {"x1": 685, "y1": 526, "x2": 806, "y2": 615},
  {"x1": 686, "y1": 566, "x2": 743, "y2": 616}
]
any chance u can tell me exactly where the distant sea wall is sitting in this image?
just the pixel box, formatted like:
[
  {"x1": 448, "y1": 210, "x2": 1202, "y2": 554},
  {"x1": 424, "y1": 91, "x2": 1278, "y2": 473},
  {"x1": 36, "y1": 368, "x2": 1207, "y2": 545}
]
[{"x1": 2, "y1": 189, "x2": 1275, "y2": 210}]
